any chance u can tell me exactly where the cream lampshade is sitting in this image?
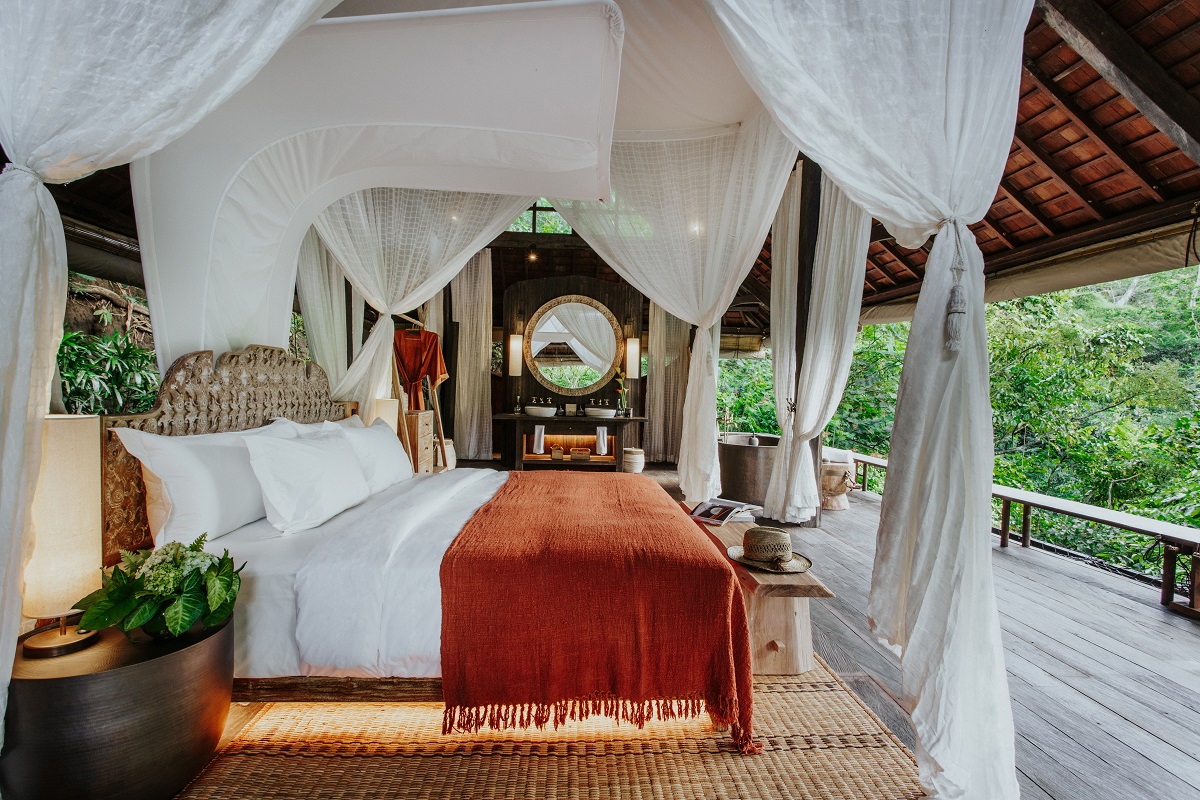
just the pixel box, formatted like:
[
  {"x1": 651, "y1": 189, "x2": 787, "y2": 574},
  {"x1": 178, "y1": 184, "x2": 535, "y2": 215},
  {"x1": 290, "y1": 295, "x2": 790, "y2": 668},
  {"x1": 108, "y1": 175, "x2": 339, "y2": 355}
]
[
  {"x1": 22, "y1": 415, "x2": 103, "y2": 657},
  {"x1": 371, "y1": 398, "x2": 401, "y2": 434},
  {"x1": 508, "y1": 334, "x2": 523, "y2": 377},
  {"x1": 625, "y1": 337, "x2": 641, "y2": 379}
]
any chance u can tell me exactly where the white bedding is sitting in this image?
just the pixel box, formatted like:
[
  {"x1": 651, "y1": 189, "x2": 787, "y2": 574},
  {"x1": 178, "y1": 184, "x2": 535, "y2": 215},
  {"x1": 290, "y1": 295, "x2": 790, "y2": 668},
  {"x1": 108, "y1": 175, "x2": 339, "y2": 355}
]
[{"x1": 206, "y1": 467, "x2": 508, "y2": 678}]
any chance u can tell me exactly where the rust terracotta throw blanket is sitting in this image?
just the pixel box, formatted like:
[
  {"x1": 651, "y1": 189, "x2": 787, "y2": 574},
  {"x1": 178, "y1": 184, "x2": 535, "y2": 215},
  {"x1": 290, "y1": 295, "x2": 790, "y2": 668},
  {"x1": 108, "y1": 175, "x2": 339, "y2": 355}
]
[{"x1": 440, "y1": 471, "x2": 760, "y2": 754}]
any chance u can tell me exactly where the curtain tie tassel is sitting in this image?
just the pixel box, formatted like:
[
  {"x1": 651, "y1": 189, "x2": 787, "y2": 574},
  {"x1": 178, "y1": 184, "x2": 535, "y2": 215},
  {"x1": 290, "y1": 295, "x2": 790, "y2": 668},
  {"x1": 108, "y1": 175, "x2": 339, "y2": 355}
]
[
  {"x1": 939, "y1": 217, "x2": 968, "y2": 353},
  {"x1": 944, "y1": 281, "x2": 966, "y2": 352}
]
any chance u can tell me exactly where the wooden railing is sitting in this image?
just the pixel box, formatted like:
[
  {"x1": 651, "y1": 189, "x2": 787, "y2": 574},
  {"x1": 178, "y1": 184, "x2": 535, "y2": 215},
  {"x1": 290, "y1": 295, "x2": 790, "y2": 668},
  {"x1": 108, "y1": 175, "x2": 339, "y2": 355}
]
[{"x1": 849, "y1": 451, "x2": 1200, "y2": 620}]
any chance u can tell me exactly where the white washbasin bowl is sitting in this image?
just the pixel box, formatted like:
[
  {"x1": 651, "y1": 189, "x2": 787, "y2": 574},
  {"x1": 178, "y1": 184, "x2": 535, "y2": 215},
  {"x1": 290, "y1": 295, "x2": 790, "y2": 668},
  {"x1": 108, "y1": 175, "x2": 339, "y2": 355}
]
[
  {"x1": 584, "y1": 407, "x2": 617, "y2": 418},
  {"x1": 524, "y1": 406, "x2": 557, "y2": 418}
]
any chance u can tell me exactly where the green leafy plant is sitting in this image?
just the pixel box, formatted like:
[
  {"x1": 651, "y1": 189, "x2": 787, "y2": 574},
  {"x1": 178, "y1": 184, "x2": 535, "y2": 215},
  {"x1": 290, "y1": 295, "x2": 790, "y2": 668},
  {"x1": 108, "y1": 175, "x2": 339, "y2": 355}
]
[
  {"x1": 74, "y1": 535, "x2": 243, "y2": 638},
  {"x1": 57, "y1": 329, "x2": 159, "y2": 414}
]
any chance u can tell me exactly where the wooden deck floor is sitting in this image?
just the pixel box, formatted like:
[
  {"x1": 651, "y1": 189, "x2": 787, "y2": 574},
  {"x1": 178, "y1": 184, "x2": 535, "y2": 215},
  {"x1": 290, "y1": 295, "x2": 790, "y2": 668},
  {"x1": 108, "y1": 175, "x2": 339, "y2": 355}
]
[{"x1": 648, "y1": 469, "x2": 1200, "y2": 800}]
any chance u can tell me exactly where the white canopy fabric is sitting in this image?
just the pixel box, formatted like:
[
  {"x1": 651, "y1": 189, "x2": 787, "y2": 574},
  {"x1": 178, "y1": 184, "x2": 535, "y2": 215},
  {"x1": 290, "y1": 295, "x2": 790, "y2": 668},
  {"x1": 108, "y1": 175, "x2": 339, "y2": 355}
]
[
  {"x1": 297, "y1": 229, "x2": 353, "y2": 384},
  {"x1": 704, "y1": 0, "x2": 1031, "y2": 797},
  {"x1": 306, "y1": 187, "x2": 530, "y2": 421},
  {"x1": 645, "y1": 302, "x2": 690, "y2": 463},
  {"x1": 555, "y1": 109, "x2": 797, "y2": 502},
  {"x1": 450, "y1": 250, "x2": 493, "y2": 461},
  {"x1": 135, "y1": 0, "x2": 623, "y2": 371},
  {"x1": 0, "y1": 0, "x2": 335, "y2": 747},
  {"x1": 764, "y1": 174, "x2": 870, "y2": 524}
]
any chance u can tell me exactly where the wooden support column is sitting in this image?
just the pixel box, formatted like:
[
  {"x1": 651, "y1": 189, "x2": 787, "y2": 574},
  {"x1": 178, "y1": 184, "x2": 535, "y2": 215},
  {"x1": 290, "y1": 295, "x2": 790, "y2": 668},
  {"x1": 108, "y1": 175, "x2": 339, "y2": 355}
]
[
  {"x1": 1021, "y1": 503, "x2": 1033, "y2": 548},
  {"x1": 344, "y1": 278, "x2": 355, "y2": 366},
  {"x1": 1037, "y1": 0, "x2": 1200, "y2": 165},
  {"x1": 793, "y1": 159, "x2": 825, "y2": 528}
]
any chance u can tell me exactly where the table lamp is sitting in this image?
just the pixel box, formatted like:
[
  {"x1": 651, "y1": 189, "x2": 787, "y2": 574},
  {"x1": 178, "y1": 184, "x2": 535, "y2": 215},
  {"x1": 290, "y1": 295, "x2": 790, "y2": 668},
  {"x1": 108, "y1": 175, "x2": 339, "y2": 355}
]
[
  {"x1": 22, "y1": 415, "x2": 103, "y2": 658},
  {"x1": 372, "y1": 398, "x2": 401, "y2": 434}
]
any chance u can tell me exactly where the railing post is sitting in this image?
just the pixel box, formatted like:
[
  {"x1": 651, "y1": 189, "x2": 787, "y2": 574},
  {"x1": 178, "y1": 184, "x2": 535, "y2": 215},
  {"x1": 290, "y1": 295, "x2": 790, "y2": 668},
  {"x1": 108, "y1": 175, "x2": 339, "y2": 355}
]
[
  {"x1": 1162, "y1": 543, "x2": 1179, "y2": 605},
  {"x1": 1190, "y1": 549, "x2": 1199, "y2": 612},
  {"x1": 1021, "y1": 504, "x2": 1032, "y2": 548},
  {"x1": 999, "y1": 499, "x2": 1011, "y2": 548}
]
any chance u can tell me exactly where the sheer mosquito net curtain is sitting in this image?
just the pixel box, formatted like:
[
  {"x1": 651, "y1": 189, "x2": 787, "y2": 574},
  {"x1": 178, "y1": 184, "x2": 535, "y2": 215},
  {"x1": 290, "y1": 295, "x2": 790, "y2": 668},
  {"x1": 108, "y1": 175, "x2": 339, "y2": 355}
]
[
  {"x1": 0, "y1": 0, "x2": 335, "y2": 747},
  {"x1": 764, "y1": 174, "x2": 870, "y2": 523},
  {"x1": 306, "y1": 187, "x2": 532, "y2": 421},
  {"x1": 646, "y1": 302, "x2": 691, "y2": 463},
  {"x1": 554, "y1": 109, "x2": 797, "y2": 502},
  {"x1": 704, "y1": 1, "x2": 1032, "y2": 797},
  {"x1": 297, "y1": 229, "x2": 352, "y2": 384},
  {"x1": 450, "y1": 250, "x2": 494, "y2": 461}
]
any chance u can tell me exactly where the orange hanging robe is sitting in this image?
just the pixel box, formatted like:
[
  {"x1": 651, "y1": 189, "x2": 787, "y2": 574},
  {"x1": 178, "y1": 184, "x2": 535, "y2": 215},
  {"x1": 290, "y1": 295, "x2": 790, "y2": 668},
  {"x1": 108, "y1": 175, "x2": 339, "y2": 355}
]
[{"x1": 393, "y1": 329, "x2": 448, "y2": 411}]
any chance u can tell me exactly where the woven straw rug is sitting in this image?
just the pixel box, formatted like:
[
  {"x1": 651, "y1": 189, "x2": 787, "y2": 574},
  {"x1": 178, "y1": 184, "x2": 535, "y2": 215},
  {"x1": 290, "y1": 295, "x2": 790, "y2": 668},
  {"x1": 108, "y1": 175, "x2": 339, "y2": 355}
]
[{"x1": 179, "y1": 659, "x2": 920, "y2": 800}]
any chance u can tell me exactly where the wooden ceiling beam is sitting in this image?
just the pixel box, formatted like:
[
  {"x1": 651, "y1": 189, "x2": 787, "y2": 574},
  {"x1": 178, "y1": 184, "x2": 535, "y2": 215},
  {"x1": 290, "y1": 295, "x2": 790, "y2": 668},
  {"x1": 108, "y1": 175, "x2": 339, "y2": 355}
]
[
  {"x1": 735, "y1": 273, "x2": 772, "y2": 308},
  {"x1": 487, "y1": 231, "x2": 592, "y2": 250},
  {"x1": 1037, "y1": 0, "x2": 1200, "y2": 165},
  {"x1": 973, "y1": 216, "x2": 1016, "y2": 249},
  {"x1": 997, "y1": 180, "x2": 1059, "y2": 236},
  {"x1": 983, "y1": 188, "x2": 1200, "y2": 273},
  {"x1": 1129, "y1": 0, "x2": 1192, "y2": 35},
  {"x1": 1011, "y1": 130, "x2": 1106, "y2": 220},
  {"x1": 1023, "y1": 58, "x2": 1164, "y2": 201},
  {"x1": 874, "y1": 239, "x2": 923, "y2": 282}
]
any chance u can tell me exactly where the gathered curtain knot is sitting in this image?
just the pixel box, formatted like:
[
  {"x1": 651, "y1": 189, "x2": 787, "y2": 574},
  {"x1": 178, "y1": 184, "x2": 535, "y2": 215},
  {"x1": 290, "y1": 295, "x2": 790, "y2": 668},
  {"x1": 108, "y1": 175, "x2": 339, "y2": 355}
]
[{"x1": 1, "y1": 162, "x2": 43, "y2": 182}]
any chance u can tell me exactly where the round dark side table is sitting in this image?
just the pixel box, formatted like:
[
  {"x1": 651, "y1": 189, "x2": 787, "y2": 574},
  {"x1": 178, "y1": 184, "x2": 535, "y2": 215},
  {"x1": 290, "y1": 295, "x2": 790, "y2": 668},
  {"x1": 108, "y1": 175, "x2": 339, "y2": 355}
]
[{"x1": 1, "y1": 619, "x2": 234, "y2": 800}]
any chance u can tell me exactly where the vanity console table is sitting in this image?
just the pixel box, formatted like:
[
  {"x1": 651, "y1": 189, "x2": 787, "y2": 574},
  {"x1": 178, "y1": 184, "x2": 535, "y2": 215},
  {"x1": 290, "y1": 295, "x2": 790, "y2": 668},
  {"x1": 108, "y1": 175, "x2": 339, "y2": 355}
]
[{"x1": 494, "y1": 413, "x2": 646, "y2": 471}]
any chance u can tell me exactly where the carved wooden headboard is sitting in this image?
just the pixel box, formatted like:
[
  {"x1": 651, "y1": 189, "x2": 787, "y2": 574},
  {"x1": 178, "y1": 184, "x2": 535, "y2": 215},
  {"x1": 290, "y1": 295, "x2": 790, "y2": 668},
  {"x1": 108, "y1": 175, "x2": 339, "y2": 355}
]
[{"x1": 101, "y1": 345, "x2": 353, "y2": 565}]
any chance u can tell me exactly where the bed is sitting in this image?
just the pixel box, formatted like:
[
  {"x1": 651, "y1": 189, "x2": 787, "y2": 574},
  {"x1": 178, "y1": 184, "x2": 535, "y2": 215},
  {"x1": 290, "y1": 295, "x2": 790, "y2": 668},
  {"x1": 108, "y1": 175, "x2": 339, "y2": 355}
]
[{"x1": 102, "y1": 346, "x2": 758, "y2": 752}]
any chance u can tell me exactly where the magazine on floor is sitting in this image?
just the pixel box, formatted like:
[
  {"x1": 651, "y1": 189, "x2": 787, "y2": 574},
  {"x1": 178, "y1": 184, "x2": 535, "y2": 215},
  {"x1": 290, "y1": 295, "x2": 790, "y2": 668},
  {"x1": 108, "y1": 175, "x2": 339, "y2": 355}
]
[{"x1": 689, "y1": 499, "x2": 762, "y2": 526}]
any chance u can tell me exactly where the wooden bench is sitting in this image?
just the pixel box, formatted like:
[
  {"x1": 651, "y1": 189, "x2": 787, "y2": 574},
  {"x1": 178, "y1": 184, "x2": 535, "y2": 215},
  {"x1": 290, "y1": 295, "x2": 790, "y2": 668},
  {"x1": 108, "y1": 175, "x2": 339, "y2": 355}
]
[{"x1": 687, "y1": 507, "x2": 834, "y2": 674}]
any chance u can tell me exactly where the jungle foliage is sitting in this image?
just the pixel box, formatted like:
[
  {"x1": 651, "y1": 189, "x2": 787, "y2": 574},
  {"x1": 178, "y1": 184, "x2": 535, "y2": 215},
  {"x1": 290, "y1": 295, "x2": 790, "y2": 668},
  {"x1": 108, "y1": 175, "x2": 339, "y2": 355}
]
[
  {"x1": 58, "y1": 330, "x2": 160, "y2": 415},
  {"x1": 717, "y1": 266, "x2": 1200, "y2": 577}
]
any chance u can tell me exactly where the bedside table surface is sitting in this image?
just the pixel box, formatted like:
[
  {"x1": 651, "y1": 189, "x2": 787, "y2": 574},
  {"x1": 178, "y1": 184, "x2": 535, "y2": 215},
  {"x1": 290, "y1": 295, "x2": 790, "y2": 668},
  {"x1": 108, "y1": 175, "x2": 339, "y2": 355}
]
[{"x1": 12, "y1": 625, "x2": 221, "y2": 680}]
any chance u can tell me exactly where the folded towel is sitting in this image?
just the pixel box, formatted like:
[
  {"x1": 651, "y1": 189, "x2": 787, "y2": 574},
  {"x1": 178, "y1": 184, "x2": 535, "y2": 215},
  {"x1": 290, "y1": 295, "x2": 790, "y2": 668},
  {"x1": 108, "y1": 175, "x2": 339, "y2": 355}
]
[
  {"x1": 595, "y1": 426, "x2": 608, "y2": 456},
  {"x1": 533, "y1": 425, "x2": 545, "y2": 454}
]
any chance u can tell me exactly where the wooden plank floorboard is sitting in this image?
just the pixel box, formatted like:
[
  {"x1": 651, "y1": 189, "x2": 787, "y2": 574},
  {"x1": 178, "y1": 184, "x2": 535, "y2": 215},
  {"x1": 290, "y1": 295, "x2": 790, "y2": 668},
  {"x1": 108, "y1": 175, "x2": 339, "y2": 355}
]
[
  {"x1": 766, "y1": 488, "x2": 1200, "y2": 800},
  {"x1": 1006, "y1": 650, "x2": 1200, "y2": 790}
]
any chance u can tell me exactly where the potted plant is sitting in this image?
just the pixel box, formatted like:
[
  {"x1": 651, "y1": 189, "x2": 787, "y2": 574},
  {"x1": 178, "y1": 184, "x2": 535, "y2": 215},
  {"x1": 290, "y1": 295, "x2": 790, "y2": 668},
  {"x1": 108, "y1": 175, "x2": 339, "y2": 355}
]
[
  {"x1": 615, "y1": 368, "x2": 627, "y2": 415},
  {"x1": 74, "y1": 534, "x2": 242, "y2": 638}
]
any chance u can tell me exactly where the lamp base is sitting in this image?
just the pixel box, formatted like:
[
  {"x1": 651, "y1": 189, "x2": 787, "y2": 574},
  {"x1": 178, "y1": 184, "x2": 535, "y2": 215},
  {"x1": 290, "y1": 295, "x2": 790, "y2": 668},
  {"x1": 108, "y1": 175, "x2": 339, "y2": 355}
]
[{"x1": 23, "y1": 620, "x2": 98, "y2": 659}]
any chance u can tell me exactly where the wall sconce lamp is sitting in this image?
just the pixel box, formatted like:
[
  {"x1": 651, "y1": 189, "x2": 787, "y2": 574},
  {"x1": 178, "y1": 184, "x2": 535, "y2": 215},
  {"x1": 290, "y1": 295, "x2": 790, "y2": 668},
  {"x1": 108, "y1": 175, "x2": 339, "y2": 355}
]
[
  {"x1": 625, "y1": 337, "x2": 641, "y2": 379},
  {"x1": 22, "y1": 415, "x2": 103, "y2": 658},
  {"x1": 527, "y1": 245, "x2": 538, "y2": 263},
  {"x1": 508, "y1": 334, "x2": 523, "y2": 377}
]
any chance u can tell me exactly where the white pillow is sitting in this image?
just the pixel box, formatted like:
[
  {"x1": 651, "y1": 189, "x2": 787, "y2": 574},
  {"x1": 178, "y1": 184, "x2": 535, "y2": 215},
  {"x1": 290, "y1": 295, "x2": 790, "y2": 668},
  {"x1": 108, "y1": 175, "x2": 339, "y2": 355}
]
[
  {"x1": 115, "y1": 423, "x2": 295, "y2": 545},
  {"x1": 244, "y1": 432, "x2": 370, "y2": 534},
  {"x1": 272, "y1": 415, "x2": 364, "y2": 436},
  {"x1": 322, "y1": 419, "x2": 413, "y2": 494}
]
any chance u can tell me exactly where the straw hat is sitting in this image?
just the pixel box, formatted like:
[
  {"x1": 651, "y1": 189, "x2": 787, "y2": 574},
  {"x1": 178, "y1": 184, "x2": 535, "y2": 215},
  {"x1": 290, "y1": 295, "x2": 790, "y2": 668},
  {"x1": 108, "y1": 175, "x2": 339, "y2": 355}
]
[{"x1": 727, "y1": 526, "x2": 812, "y2": 574}]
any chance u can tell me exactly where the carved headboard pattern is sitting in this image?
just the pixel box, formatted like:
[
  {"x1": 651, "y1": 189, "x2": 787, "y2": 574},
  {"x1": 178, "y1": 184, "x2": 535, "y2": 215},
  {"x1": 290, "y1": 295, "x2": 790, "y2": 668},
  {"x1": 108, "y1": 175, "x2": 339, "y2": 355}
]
[{"x1": 101, "y1": 345, "x2": 350, "y2": 565}]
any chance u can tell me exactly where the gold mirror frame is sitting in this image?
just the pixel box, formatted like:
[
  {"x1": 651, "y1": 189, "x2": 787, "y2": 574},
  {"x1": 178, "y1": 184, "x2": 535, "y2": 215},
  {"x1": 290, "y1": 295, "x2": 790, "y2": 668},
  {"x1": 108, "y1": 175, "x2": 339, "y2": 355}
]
[{"x1": 523, "y1": 294, "x2": 624, "y2": 397}]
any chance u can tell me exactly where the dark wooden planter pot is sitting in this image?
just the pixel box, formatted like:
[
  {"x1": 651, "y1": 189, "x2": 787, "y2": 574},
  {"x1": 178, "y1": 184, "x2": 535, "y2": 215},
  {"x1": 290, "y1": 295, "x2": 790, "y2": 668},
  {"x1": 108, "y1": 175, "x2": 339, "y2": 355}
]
[{"x1": 1, "y1": 619, "x2": 234, "y2": 800}]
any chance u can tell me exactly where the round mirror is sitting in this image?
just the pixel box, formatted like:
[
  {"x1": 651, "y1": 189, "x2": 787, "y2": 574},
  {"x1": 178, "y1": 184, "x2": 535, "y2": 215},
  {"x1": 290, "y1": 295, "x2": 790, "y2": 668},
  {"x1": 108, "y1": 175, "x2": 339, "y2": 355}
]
[{"x1": 524, "y1": 295, "x2": 623, "y2": 396}]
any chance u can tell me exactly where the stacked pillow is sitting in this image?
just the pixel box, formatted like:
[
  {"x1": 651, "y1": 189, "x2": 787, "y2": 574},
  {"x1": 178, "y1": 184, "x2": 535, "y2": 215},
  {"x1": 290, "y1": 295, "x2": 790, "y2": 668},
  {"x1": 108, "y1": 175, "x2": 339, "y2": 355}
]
[{"x1": 116, "y1": 415, "x2": 413, "y2": 541}]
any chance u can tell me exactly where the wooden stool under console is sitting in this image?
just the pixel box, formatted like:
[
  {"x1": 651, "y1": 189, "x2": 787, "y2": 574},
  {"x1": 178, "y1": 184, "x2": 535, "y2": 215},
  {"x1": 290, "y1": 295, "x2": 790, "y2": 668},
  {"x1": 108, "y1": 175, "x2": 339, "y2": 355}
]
[{"x1": 696, "y1": 512, "x2": 834, "y2": 675}]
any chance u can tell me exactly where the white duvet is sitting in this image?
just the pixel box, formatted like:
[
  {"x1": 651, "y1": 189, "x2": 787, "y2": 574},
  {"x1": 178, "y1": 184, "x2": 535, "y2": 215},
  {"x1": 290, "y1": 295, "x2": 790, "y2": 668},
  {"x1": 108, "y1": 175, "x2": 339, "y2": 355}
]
[{"x1": 206, "y1": 468, "x2": 508, "y2": 678}]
